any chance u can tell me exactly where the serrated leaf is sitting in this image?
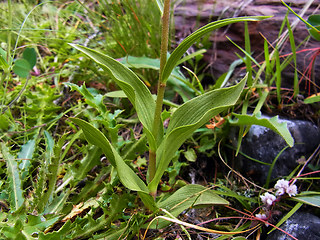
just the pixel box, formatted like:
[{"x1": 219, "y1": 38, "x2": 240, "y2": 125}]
[
  {"x1": 39, "y1": 220, "x2": 72, "y2": 239},
  {"x1": 71, "y1": 146, "x2": 101, "y2": 181},
  {"x1": 70, "y1": 118, "x2": 149, "y2": 193},
  {"x1": 23, "y1": 47, "x2": 37, "y2": 69},
  {"x1": 230, "y1": 112, "x2": 294, "y2": 147},
  {"x1": 44, "y1": 130, "x2": 54, "y2": 157},
  {"x1": 69, "y1": 44, "x2": 160, "y2": 150},
  {"x1": 66, "y1": 194, "x2": 129, "y2": 240},
  {"x1": 1, "y1": 143, "x2": 24, "y2": 211},
  {"x1": 18, "y1": 138, "x2": 36, "y2": 180},
  {"x1": 149, "y1": 76, "x2": 246, "y2": 192},
  {"x1": 65, "y1": 83, "x2": 107, "y2": 115},
  {"x1": 13, "y1": 58, "x2": 30, "y2": 78},
  {"x1": 293, "y1": 191, "x2": 320, "y2": 208},
  {"x1": 24, "y1": 215, "x2": 60, "y2": 236},
  {"x1": 162, "y1": 16, "x2": 271, "y2": 83},
  {"x1": 2, "y1": 219, "x2": 24, "y2": 239}
]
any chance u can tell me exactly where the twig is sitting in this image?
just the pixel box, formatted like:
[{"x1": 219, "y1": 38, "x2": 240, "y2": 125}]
[
  {"x1": 217, "y1": 140, "x2": 268, "y2": 191},
  {"x1": 291, "y1": 143, "x2": 320, "y2": 185}
]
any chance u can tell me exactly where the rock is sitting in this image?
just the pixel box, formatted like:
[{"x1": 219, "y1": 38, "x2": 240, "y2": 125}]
[
  {"x1": 174, "y1": 0, "x2": 320, "y2": 89},
  {"x1": 233, "y1": 117, "x2": 320, "y2": 184},
  {"x1": 266, "y1": 211, "x2": 320, "y2": 240}
]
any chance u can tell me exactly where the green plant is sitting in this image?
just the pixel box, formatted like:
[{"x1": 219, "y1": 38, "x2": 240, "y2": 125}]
[
  {"x1": 68, "y1": 0, "x2": 277, "y2": 232},
  {"x1": 1, "y1": 1, "x2": 309, "y2": 239}
]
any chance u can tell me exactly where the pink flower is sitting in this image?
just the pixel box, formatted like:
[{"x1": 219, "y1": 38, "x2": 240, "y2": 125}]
[
  {"x1": 260, "y1": 192, "x2": 276, "y2": 206},
  {"x1": 286, "y1": 184, "x2": 298, "y2": 197},
  {"x1": 255, "y1": 213, "x2": 267, "y2": 220},
  {"x1": 275, "y1": 179, "x2": 289, "y2": 196},
  {"x1": 274, "y1": 179, "x2": 298, "y2": 197},
  {"x1": 255, "y1": 213, "x2": 269, "y2": 226}
]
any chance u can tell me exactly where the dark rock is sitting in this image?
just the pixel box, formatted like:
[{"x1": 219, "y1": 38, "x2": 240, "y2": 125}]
[
  {"x1": 267, "y1": 211, "x2": 320, "y2": 240},
  {"x1": 174, "y1": 0, "x2": 320, "y2": 89},
  {"x1": 233, "y1": 117, "x2": 320, "y2": 184}
]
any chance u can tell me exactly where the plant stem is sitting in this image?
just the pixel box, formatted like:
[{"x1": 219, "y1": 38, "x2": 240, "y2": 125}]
[
  {"x1": 7, "y1": 0, "x2": 12, "y2": 64},
  {"x1": 148, "y1": 0, "x2": 171, "y2": 194}
]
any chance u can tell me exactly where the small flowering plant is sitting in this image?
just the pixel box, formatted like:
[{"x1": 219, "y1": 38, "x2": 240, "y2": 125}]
[
  {"x1": 260, "y1": 192, "x2": 277, "y2": 206},
  {"x1": 255, "y1": 179, "x2": 298, "y2": 221},
  {"x1": 275, "y1": 179, "x2": 298, "y2": 197}
]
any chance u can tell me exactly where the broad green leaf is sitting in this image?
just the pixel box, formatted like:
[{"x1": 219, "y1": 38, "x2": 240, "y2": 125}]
[
  {"x1": 1, "y1": 143, "x2": 24, "y2": 211},
  {"x1": 149, "y1": 76, "x2": 246, "y2": 192},
  {"x1": 183, "y1": 148, "x2": 197, "y2": 162},
  {"x1": 70, "y1": 118, "x2": 115, "y2": 166},
  {"x1": 293, "y1": 191, "x2": 320, "y2": 208},
  {"x1": 307, "y1": 14, "x2": 320, "y2": 27},
  {"x1": 23, "y1": 47, "x2": 37, "y2": 69},
  {"x1": 70, "y1": 118, "x2": 149, "y2": 193},
  {"x1": 119, "y1": 55, "x2": 160, "y2": 69},
  {"x1": 138, "y1": 192, "x2": 158, "y2": 211},
  {"x1": 162, "y1": 16, "x2": 271, "y2": 83},
  {"x1": 307, "y1": 14, "x2": 320, "y2": 41},
  {"x1": 229, "y1": 112, "x2": 294, "y2": 147},
  {"x1": 70, "y1": 44, "x2": 160, "y2": 149},
  {"x1": 18, "y1": 138, "x2": 36, "y2": 180},
  {"x1": 106, "y1": 90, "x2": 128, "y2": 98},
  {"x1": 13, "y1": 58, "x2": 30, "y2": 78},
  {"x1": 150, "y1": 184, "x2": 228, "y2": 228},
  {"x1": 304, "y1": 93, "x2": 320, "y2": 104}
]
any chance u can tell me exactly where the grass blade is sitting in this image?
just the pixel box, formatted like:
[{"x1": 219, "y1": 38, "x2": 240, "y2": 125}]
[
  {"x1": 244, "y1": 22, "x2": 253, "y2": 87},
  {"x1": 286, "y1": 16, "x2": 299, "y2": 97}
]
